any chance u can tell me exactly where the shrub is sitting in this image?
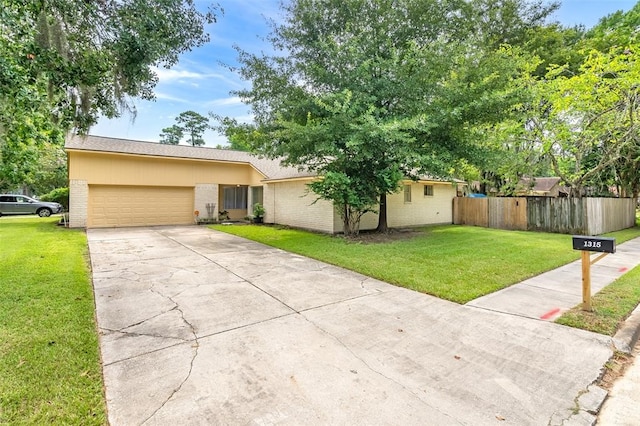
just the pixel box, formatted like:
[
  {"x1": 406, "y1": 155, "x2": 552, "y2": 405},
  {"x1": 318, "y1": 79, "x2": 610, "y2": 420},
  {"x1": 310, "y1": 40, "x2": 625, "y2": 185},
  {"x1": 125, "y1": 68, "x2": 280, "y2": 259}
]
[
  {"x1": 253, "y1": 203, "x2": 265, "y2": 218},
  {"x1": 40, "y1": 187, "x2": 69, "y2": 210}
]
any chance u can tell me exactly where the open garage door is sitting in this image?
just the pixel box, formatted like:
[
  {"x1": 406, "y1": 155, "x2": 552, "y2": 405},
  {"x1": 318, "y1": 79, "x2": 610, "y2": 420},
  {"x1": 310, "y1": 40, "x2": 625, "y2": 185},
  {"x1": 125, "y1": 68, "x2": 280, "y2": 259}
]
[{"x1": 88, "y1": 185, "x2": 194, "y2": 227}]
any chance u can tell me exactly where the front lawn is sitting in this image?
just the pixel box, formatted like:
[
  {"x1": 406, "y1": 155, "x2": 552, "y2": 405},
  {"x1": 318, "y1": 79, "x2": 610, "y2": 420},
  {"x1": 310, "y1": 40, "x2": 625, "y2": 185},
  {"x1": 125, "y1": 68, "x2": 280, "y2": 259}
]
[
  {"x1": 0, "y1": 217, "x2": 106, "y2": 424},
  {"x1": 212, "y1": 223, "x2": 640, "y2": 304}
]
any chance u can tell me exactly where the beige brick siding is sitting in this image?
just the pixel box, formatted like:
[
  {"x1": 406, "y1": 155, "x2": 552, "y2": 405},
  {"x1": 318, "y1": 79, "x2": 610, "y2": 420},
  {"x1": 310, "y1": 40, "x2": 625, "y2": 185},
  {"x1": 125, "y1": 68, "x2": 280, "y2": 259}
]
[
  {"x1": 263, "y1": 184, "x2": 275, "y2": 224},
  {"x1": 267, "y1": 180, "x2": 335, "y2": 233},
  {"x1": 355, "y1": 181, "x2": 457, "y2": 232},
  {"x1": 194, "y1": 184, "x2": 218, "y2": 221},
  {"x1": 69, "y1": 179, "x2": 88, "y2": 228},
  {"x1": 359, "y1": 210, "x2": 379, "y2": 231},
  {"x1": 386, "y1": 182, "x2": 455, "y2": 227},
  {"x1": 260, "y1": 180, "x2": 456, "y2": 234}
]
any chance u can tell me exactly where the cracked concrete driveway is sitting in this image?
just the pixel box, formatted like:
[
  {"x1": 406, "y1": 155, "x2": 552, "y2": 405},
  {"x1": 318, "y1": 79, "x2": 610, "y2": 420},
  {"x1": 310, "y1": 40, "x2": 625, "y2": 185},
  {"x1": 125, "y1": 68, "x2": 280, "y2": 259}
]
[{"x1": 88, "y1": 226, "x2": 613, "y2": 425}]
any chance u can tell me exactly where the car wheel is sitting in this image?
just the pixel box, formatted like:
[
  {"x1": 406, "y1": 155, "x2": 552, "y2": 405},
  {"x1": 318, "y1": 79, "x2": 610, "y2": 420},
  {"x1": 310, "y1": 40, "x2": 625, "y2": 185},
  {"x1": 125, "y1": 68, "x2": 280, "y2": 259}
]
[{"x1": 38, "y1": 208, "x2": 52, "y2": 217}]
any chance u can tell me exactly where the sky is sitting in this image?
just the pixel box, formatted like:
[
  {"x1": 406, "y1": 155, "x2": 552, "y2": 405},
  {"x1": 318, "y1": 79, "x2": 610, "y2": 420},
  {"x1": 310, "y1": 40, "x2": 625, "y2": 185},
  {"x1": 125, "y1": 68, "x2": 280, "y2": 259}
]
[{"x1": 90, "y1": 0, "x2": 638, "y2": 147}]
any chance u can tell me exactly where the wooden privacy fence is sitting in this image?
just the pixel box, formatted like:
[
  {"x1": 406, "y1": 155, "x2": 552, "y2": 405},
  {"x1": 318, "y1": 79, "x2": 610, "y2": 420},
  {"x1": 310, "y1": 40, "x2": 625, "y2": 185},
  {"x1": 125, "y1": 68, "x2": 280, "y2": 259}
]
[{"x1": 453, "y1": 197, "x2": 636, "y2": 235}]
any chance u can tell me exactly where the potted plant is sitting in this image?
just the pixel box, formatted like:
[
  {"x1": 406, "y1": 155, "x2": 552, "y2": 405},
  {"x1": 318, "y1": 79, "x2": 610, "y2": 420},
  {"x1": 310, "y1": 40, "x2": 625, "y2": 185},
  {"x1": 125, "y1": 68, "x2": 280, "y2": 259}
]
[{"x1": 252, "y1": 203, "x2": 265, "y2": 224}]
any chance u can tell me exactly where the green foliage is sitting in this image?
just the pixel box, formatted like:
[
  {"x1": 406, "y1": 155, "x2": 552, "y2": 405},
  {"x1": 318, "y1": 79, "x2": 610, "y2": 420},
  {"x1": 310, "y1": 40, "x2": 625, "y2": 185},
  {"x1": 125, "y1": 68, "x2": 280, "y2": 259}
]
[
  {"x1": 585, "y1": 2, "x2": 640, "y2": 51},
  {"x1": 1, "y1": 0, "x2": 218, "y2": 189},
  {"x1": 308, "y1": 170, "x2": 380, "y2": 235},
  {"x1": 39, "y1": 187, "x2": 69, "y2": 209},
  {"x1": 211, "y1": 116, "x2": 262, "y2": 151},
  {"x1": 159, "y1": 125, "x2": 184, "y2": 145},
  {"x1": 227, "y1": 0, "x2": 552, "y2": 234},
  {"x1": 175, "y1": 111, "x2": 210, "y2": 146},
  {"x1": 523, "y1": 43, "x2": 640, "y2": 196},
  {"x1": 486, "y1": 4, "x2": 640, "y2": 199},
  {"x1": 523, "y1": 24, "x2": 587, "y2": 77},
  {"x1": 0, "y1": 217, "x2": 106, "y2": 424},
  {"x1": 0, "y1": 127, "x2": 66, "y2": 194},
  {"x1": 8, "y1": 0, "x2": 217, "y2": 132},
  {"x1": 252, "y1": 202, "x2": 265, "y2": 218}
]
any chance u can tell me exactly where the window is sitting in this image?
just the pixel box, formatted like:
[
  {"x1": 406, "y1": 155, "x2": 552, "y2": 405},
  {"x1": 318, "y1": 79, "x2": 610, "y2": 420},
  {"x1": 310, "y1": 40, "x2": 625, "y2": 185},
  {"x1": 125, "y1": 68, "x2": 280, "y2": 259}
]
[
  {"x1": 424, "y1": 185, "x2": 434, "y2": 197},
  {"x1": 403, "y1": 185, "x2": 412, "y2": 203},
  {"x1": 223, "y1": 186, "x2": 248, "y2": 209},
  {"x1": 251, "y1": 186, "x2": 264, "y2": 207}
]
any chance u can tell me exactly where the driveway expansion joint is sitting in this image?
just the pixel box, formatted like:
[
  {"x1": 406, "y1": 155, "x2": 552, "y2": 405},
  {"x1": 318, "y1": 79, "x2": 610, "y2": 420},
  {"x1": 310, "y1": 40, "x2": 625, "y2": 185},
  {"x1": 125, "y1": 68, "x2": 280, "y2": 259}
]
[{"x1": 161, "y1": 230, "x2": 301, "y2": 313}]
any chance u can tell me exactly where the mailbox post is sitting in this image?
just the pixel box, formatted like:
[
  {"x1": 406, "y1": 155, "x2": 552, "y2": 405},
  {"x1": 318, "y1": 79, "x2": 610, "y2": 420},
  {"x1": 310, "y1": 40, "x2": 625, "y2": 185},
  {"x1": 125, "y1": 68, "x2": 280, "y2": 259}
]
[{"x1": 572, "y1": 236, "x2": 616, "y2": 311}]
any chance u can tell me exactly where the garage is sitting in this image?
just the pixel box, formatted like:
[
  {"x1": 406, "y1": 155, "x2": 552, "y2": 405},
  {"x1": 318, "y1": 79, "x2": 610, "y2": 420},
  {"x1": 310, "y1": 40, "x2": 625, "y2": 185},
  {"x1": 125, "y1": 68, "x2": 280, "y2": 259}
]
[
  {"x1": 66, "y1": 135, "x2": 280, "y2": 228},
  {"x1": 88, "y1": 185, "x2": 194, "y2": 227}
]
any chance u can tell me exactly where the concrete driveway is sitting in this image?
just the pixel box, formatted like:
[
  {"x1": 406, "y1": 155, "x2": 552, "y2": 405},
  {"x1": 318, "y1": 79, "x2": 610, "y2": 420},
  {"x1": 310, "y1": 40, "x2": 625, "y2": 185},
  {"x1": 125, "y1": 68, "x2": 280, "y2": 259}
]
[{"x1": 88, "y1": 226, "x2": 612, "y2": 425}]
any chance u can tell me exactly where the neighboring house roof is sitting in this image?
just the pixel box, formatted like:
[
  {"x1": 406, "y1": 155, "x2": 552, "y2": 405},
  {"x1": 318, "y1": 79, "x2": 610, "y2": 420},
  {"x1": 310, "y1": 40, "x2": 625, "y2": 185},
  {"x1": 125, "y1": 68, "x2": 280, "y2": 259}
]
[
  {"x1": 519, "y1": 177, "x2": 562, "y2": 193},
  {"x1": 65, "y1": 134, "x2": 313, "y2": 181}
]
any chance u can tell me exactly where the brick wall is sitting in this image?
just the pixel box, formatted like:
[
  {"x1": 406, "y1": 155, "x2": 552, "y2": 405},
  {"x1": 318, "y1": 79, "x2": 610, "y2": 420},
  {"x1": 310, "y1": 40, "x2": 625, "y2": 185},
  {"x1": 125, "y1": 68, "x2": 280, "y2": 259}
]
[
  {"x1": 266, "y1": 180, "x2": 456, "y2": 234},
  {"x1": 194, "y1": 184, "x2": 218, "y2": 221},
  {"x1": 387, "y1": 182, "x2": 455, "y2": 227},
  {"x1": 359, "y1": 182, "x2": 456, "y2": 231},
  {"x1": 69, "y1": 179, "x2": 88, "y2": 228},
  {"x1": 268, "y1": 180, "x2": 335, "y2": 233}
]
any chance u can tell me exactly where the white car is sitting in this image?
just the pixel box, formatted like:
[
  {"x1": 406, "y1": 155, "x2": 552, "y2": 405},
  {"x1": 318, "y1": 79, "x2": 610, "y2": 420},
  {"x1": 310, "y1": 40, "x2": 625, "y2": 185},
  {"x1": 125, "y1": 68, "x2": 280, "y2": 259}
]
[{"x1": 0, "y1": 194, "x2": 63, "y2": 217}]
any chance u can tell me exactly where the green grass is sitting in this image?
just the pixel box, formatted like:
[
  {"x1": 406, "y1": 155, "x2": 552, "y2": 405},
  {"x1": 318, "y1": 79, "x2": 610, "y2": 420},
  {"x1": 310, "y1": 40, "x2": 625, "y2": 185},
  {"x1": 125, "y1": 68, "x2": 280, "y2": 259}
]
[
  {"x1": 212, "y1": 223, "x2": 640, "y2": 304},
  {"x1": 0, "y1": 217, "x2": 106, "y2": 425},
  {"x1": 553, "y1": 210, "x2": 640, "y2": 336},
  {"x1": 556, "y1": 265, "x2": 640, "y2": 336}
]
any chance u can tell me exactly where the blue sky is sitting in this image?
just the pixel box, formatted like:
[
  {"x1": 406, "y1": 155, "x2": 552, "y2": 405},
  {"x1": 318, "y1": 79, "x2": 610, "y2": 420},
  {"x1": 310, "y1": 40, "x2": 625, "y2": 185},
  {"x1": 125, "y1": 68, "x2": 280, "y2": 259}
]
[{"x1": 90, "y1": 0, "x2": 638, "y2": 146}]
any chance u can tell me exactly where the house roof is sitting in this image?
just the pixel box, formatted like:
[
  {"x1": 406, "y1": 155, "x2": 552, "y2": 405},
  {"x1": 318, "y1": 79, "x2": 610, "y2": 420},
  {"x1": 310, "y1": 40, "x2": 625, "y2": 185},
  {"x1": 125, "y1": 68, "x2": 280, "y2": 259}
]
[
  {"x1": 519, "y1": 177, "x2": 562, "y2": 192},
  {"x1": 66, "y1": 134, "x2": 463, "y2": 185},
  {"x1": 65, "y1": 134, "x2": 314, "y2": 181}
]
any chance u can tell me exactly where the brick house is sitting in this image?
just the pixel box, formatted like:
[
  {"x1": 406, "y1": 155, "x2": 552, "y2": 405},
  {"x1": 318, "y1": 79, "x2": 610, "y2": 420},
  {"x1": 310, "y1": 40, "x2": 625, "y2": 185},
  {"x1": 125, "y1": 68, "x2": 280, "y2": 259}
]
[{"x1": 65, "y1": 135, "x2": 459, "y2": 232}]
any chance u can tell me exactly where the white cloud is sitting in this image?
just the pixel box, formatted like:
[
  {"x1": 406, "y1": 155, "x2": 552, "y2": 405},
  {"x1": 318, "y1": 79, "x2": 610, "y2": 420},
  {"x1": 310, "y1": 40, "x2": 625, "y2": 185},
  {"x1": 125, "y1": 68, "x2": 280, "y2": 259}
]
[
  {"x1": 153, "y1": 65, "x2": 245, "y2": 91},
  {"x1": 154, "y1": 92, "x2": 189, "y2": 103},
  {"x1": 153, "y1": 67, "x2": 220, "y2": 82},
  {"x1": 205, "y1": 96, "x2": 244, "y2": 107}
]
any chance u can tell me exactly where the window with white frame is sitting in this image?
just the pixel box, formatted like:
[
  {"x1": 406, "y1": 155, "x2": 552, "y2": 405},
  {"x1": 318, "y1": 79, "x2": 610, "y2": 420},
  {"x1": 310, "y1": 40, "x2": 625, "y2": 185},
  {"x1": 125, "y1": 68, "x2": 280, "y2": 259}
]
[
  {"x1": 404, "y1": 185, "x2": 412, "y2": 203},
  {"x1": 424, "y1": 185, "x2": 434, "y2": 196}
]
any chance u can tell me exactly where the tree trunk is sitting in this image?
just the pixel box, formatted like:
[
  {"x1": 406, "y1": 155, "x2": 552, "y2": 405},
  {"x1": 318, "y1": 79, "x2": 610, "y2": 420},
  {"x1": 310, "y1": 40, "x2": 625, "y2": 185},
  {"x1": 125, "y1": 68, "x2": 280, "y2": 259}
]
[
  {"x1": 376, "y1": 192, "x2": 388, "y2": 233},
  {"x1": 341, "y1": 204, "x2": 362, "y2": 237},
  {"x1": 343, "y1": 204, "x2": 350, "y2": 235}
]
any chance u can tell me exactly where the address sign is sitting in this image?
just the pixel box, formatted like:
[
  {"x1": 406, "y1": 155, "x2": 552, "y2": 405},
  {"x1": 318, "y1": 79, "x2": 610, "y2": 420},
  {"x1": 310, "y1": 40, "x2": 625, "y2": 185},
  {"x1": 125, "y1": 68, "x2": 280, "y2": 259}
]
[{"x1": 572, "y1": 236, "x2": 616, "y2": 254}]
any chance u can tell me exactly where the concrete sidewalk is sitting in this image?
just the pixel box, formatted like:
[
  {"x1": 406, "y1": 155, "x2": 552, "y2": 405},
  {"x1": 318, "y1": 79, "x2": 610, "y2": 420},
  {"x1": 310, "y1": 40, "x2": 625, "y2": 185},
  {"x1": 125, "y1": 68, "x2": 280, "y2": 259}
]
[
  {"x1": 465, "y1": 236, "x2": 640, "y2": 424},
  {"x1": 598, "y1": 339, "x2": 640, "y2": 425},
  {"x1": 467, "y1": 236, "x2": 640, "y2": 326},
  {"x1": 87, "y1": 226, "x2": 620, "y2": 425}
]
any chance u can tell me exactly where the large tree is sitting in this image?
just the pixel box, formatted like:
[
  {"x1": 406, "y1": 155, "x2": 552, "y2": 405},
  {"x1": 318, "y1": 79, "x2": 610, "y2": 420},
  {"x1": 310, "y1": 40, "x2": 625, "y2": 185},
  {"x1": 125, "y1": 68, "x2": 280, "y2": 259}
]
[
  {"x1": 175, "y1": 111, "x2": 209, "y2": 147},
  {"x1": 515, "y1": 45, "x2": 639, "y2": 198},
  {"x1": 476, "y1": 3, "x2": 640, "y2": 196},
  {"x1": 0, "y1": 0, "x2": 218, "y2": 191},
  {"x1": 500, "y1": 4, "x2": 640, "y2": 200},
  {"x1": 159, "y1": 125, "x2": 184, "y2": 145},
  {"x1": 226, "y1": 0, "x2": 555, "y2": 235}
]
